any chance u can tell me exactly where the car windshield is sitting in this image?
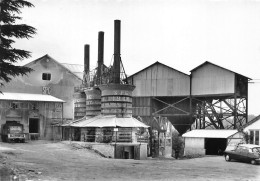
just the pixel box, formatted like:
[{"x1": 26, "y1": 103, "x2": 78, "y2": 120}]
[{"x1": 252, "y1": 147, "x2": 260, "y2": 153}]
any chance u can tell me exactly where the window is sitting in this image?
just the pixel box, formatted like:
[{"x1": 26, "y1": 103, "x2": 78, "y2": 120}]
[
  {"x1": 29, "y1": 103, "x2": 39, "y2": 110},
  {"x1": 42, "y1": 73, "x2": 51, "y2": 80},
  {"x1": 10, "y1": 102, "x2": 20, "y2": 109},
  {"x1": 256, "y1": 131, "x2": 259, "y2": 145},
  {"x1": 250, "y1": 131, "x2": 254, "y2": 144}
]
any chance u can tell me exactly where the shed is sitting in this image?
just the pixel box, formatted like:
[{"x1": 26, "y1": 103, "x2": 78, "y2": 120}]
[{"x1": 182, "y1": 130, "x2": 244, "y2": 156}]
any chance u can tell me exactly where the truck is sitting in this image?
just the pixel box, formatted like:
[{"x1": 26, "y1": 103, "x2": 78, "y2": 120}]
[{"x1": 1, "y1": 121, "x2": 26, "y2": 143}]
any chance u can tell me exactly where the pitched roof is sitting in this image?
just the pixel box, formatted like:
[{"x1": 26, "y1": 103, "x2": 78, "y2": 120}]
[
  {"x1": 24, "y1": 54, "x2": 83, "y2": 80},
  {"x1": 190, "y1": 61, "x2": 251, "y2": 80},
  {"x1": 63, "y1": 115, "x2": 149, "y2": 128},
  {"x1": 128, "y1": 61, "x2": 189, "y2": 78},
  {"x1": 182, "y1": 129, "x2": 239, "y2": 138},
  {"x1": 61, "y1": 63, "x2": 84, "y2": 80},
  {"x1": 241, "y1": 114, "x2": 260, "y2": 129},
  {"x1": 0, "y1": 92, "x2": 65, "y2": 103}
]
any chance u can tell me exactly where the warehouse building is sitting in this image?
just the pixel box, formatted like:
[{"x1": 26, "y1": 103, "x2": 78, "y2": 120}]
[{"x1": 0, "y1": 55, "x2": 83, "y2": 140}]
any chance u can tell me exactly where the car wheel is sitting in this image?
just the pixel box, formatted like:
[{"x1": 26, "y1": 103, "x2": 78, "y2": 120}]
[
  {"x1": 225, "y1": 155, "x2": 231, "y2": 161},
  {"x1": 251, "y1": 160, "x2": 256, "y2": 165}
]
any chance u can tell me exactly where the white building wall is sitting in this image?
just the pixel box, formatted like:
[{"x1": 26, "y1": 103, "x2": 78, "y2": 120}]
[
  {"x1": 244, "y1": 119, "x2": 260, "y2": 145},
  {"x1": 184, "y1": 137, "x2": 205, "y2": 156}
]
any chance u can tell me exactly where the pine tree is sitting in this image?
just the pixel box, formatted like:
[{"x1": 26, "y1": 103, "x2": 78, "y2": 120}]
[{"x1": 0, "y1": 0, "x2": 36, "y2": 87}]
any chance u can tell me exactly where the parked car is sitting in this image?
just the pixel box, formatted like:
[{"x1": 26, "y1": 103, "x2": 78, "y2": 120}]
[
  {"x1": 1, "y1": 121, "x2": 26, "y2": 143},
  {"x1": 224, "y1": 144, "x2": 260, "y2": 165}
]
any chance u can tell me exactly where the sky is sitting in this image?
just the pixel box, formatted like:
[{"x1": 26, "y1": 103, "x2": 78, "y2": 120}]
[{"x1": 14, "y1": 0, "x2": 260, "y2": 115}]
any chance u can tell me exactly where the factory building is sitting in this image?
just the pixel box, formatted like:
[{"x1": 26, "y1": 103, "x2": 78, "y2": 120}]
[
  {"x1": 0, "y1": 55, "x2": 83, "y2": 140},
  {"x1": 191, "y1": 61, "x2": 250, "y2": 130},
  {"x1": 128, "y1": 61, "x2": 250, "y2": 156},
  {"x1": 63, "y1": 20, "x2": 149, "y2": 159}
]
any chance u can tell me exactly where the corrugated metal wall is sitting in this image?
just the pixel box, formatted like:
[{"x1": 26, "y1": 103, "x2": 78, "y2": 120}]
[
  {"x1": 131, "y1": 63, "x2": 190, "y2": 97},
  {"x1": 191, "y1": 63, "x2": 235, "y2": 96},
  {"x1": 132, "y1": 97, "x2": 151, "y2": 116}
]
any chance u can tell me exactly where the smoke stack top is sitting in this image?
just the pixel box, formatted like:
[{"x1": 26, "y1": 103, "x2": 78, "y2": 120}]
[
  {"x1": 98, "y1": 31, "x2": 104, "y2": 65},
  {"x1": 113, "y1": 20, "x2": 121, "y2": 84},
  {"x1": 97, "y1": 31, "x2": 104, "y2": 82},
  {"x1": 84, "y1": 44, "x2": 90, "y2": 73},
  {"x1": 114, "y1": 20, "x2": 121, "y2": 56}
]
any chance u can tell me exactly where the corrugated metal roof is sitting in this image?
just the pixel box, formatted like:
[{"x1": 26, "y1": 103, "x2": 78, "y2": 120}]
[
  {"x1": 241, "y1": 114, "x2": 260, "y2": 129},
  {"x1": 0, "y1": 92, "x2": 65, "y2": 103},
  {"x1": 61, "y1": 63, "x2": 84, "y2": 80},
  {"x1": 182, "y1": 129, "x2": 238, "y2": 138},
  {"x1": 128, "y1": 61, "x2": 189, "y2": 79},
  {"x1": 190, "y1": 61, "x2": 251, "y2": 80},
  {"x1": 63, "y1": 115, "x2": 149, "y2": 128},
  {"x1": 24, "y1": 54, "x2": 84, "y2": 80},
  {"x1": 238, "y1": 144, "x2": 260, "y2": 148}
]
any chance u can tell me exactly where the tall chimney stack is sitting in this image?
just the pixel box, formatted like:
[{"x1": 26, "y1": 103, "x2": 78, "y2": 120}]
[
  {"x1": 113, "y1": 20, "x2": 121, "y2": 84},
  {"x1": 97, "y1": 31, "x2": 104, "y2": 82},
  {"x1": 99, "y1": 20, "x2": 135, "y2": 118},
  {"x1": 84, "y1": 44, "x2": 90, "y2": 73}
]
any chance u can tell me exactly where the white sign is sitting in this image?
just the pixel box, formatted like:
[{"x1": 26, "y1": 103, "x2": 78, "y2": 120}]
[{"x1": 114, "y1": 128, "x2": 119, "y2": 132}]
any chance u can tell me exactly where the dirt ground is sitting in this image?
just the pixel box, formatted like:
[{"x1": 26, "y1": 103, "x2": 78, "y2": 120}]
[{"x1": 0, "y1": 141, "x2": 259, "y2": 181}]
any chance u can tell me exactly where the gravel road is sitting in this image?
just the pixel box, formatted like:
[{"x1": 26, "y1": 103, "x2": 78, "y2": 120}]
[{"x1": 0, "y1": 140, "x2": 259, "y2": 181}]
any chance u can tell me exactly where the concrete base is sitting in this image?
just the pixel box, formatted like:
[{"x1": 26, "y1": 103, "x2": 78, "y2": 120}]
[{"x1": 64, "y1": 141, "x2": 148, "y2": 160}]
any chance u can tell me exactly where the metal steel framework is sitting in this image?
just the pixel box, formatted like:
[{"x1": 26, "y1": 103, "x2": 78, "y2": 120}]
[{"x1": 192, "y1": 96, "x2": 247, "y2": 130}]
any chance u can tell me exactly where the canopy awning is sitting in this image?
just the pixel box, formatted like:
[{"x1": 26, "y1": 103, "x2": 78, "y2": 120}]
[
  {"x1": 63, "y1": 115, "x2": 149, "y2": 128},
  {"x1": 0, "y1": 92, "x2": 65, "y2": 103}
]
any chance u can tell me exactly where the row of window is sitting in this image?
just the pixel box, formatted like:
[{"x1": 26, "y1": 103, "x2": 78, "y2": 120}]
[{"x1": 4, "y1": 102, "x2": 62, "y2": 110}]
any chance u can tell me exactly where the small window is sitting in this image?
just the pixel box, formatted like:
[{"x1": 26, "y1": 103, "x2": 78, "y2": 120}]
[
  {"x1": 10, "y1": 102, "x2": 20, "y2": 109},
  {"x1": 42, "y1": 73, "x2": 51, "y2": 81}
]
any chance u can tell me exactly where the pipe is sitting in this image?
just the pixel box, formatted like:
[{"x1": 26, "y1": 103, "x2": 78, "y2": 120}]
[
  {"x1": 113, "y1": 20, "x2": 121, "y2": 84},
  {"x1": 84, "y1": 44, "x2": 90, "y2": 73}
]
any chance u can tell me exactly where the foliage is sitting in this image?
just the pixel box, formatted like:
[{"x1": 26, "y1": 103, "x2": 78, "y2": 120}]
[
  {"x1": 172, "y1": 130, "x2": 184, "y2": 159},
  {"x1": 0, "y1": 0, "x2": 36, "y2": 87},
  {"x1": 172, "y1": 131, "x2": 183, "y2": 151}
]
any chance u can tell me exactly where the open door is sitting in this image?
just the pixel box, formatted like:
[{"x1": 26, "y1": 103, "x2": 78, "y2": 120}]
[{"x1": 134, "y1": 145, "x2": 140, "y2": 160}]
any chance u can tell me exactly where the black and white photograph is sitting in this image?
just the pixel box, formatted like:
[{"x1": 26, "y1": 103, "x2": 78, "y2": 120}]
[{"x1": 0, "y1": 0, "x2": 260, "y2": 180}]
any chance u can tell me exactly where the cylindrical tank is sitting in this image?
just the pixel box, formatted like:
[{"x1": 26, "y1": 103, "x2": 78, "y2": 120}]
[
  {"x1": 99, "y1": 84, "x2": 135, "y2": 117},
  {"x1": 74, "y1": 91, "x2": 86, "y2": 120},
  {"x1": 84, "y1": 87, "x2": 101, "y2": 116}
]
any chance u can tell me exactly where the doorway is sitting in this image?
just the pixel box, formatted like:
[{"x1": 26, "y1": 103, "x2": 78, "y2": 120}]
[
  {"x1": 29, "y1": 118, "x2": 39, "y2": 133},
  {"x1": 205, "y1": 138, "x2": 227, "y2": 155}
]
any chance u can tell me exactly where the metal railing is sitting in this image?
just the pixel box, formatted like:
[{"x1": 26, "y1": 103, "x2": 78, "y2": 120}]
[{"x1": 79, "y1": 134, "x2": 149, "y2": 143}]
